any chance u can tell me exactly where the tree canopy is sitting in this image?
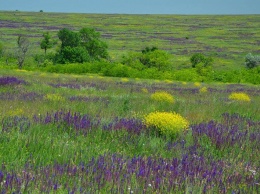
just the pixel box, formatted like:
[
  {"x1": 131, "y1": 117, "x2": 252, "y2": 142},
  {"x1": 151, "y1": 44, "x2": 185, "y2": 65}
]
[{"x1": 55, "y1": 28, "x2": 108, "y2": 64}]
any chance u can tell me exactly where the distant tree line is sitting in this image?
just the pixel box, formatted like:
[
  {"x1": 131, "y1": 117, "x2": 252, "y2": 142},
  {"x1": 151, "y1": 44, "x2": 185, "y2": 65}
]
[{"x1": 0, "y1": 26, "x2": 259, "y2": 74}]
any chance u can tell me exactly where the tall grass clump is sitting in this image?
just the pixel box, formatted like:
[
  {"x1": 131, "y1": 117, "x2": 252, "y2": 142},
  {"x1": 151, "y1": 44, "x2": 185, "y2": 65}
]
[
  {"x1": 228, "y1": 92, "x2": 251, "y2": 102},
  {"x1": 144, "y1": 111, "x2": 189, "y2": 139},
  {"x1": 151, "y1": 91, "x2": 174, "y2": 104}
]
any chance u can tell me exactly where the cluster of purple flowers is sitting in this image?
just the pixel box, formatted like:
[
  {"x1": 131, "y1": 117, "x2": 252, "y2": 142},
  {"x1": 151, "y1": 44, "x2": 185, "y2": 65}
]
[
  {"x1": 191, "y1": 113, "x2": 260, "y2": 149},
  {"x1": 103, "y1": 117, "x2": 146, "y2": 134},
  {"x1": 0, "y1": 77, "x2": 25, "y2": 86},
  {"x1": 0, "y1": 153, "x2": 257, "y2": 193},
  {"x1": 0, "y1": 92, "x2": 43, "y2": 101},
  {"x1": 32, "y1": 110, "x2": 145, "y2": 136},
  {"x1": 49, "y1": 82, "x2": 107, "y2": 90}
]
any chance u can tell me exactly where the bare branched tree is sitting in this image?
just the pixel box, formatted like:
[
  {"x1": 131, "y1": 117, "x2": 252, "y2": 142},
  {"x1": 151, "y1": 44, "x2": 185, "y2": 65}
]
[{"x1": 17, "y1": 35, "x2": 30, "y2": 69}]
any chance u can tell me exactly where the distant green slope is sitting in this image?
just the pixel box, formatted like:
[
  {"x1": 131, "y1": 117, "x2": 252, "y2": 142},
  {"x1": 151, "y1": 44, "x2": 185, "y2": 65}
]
[{"x1": 0, "y1": 11, "x2": 260, "y2": 70}]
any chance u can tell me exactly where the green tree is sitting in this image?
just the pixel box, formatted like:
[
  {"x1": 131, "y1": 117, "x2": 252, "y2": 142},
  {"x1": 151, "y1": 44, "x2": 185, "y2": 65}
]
[
  {"x1": 58, "y1": 28, "x2": 80, "y2": 49},
  {"x1": 141, "y1": 49, "x2": 170, "y2": 71},
  {"x1": 17, "y1": 35, "x2": 30, "y2": 69},
  {"x1": 40, "y1": 32, "x2": 53, "y2": 55},
  {"x1": 55, "y1": 28, "x2": 108, "y2": 64},
  {"x1": 190, "y1": 53, "x2": 213, "y2": 68},
  {"x1": 79, "y1": 28, "x2": 108, "y2": 60}
]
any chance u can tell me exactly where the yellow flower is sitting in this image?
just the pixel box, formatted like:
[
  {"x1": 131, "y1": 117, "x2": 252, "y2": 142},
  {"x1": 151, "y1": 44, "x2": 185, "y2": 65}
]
[
  {"x1": 151, "y1": 91, "x2": 174, "y2": 104},
  {"x1": 228, "y1": 92, "x2": 250, "y2": 102},
  {"x1": 121, "y1": 78, "x2": 129, "y2": 82},
  {"x1": 8, "y1": 109, "x2": 24, "y2": 116},
  {"x1": 141, "y1": 88, "x2": 148, "y2": 93},
  {"x1": 144, "y1": 111, "x2": 189, "y2": 138},
  {"x1": 194, "y1": 82, "x2": 201, "y2": 87},
  {"x1": 45, "y1": 93, "x2": 65, "y2": 101},
  {"x1": 199, "y1": 87, "x2": 207, "y2": 93}
]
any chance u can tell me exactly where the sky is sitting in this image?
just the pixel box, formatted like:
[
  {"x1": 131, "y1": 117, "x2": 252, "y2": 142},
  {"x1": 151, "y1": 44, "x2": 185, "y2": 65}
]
[{"x1": 1, "y1": 0, "x2": 260, "y2": 14}]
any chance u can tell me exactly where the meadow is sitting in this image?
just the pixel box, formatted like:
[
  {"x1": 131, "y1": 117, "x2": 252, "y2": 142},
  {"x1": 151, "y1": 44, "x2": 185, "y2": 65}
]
[
  {"x1": 0, "y1": 11, "x2": 260, "y2": 70},
  {"x1": 0, "y1": 69, "x2": 259, "y2": 193},
  {"x1": 0, "y1": 11, "x2": 260, "y2": 193}
]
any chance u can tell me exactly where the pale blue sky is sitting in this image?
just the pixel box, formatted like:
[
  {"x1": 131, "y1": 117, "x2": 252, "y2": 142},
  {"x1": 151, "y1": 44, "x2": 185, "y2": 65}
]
[{"x1": 1, "y1": 0, "x2": 260, "y2": 14}]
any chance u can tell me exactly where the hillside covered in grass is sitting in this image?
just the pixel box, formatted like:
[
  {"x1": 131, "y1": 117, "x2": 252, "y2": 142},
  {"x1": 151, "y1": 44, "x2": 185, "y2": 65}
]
[{"x1": 0, "y1": 11, "x2": 260, "y2": 70}]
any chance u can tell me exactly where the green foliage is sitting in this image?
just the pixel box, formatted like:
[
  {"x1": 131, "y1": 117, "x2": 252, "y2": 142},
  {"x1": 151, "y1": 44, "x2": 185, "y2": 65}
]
[
  {"x1": 79, "y1": 28, "x2": 108, "y2": 60},
  {"x1": 55, "y1": 28, "x2": 108, "y2": 64},
  {"x1": 190, "y1": 53, "x2": 213, "y2": 68},
  {"x1": 57, "y1": 46, "x2": 90, "y2": 64},
  {"x1": 245, "y1": 53, "x2": 260, "y2": 69},
  {"x1": 40, "y1": 32, "x2": 54, "y2": 55},
  {"x1": 122, "y1": 47, "x2": 171, "y2": 71},
  {"x1": 140, "y1": 49, "x2": 171, "y2": 71},
  {"x1": 0, "y1": 42, "x2": 3, "y2": 58},
  {"x1": 58, "y1": 28, "x2": 80, "y2": 48},
  {"x1": 17, "y1": 35, "x2": 30, "y2": 69}
]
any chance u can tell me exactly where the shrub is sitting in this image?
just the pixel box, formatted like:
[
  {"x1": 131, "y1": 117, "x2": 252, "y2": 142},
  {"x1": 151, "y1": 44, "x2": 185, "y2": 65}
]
[
  {"x1": 245, "y1": 53, "x2": 260, "y2": 69},
  {"x1": 44, "y1": 94, "x2": 65, "y2": 101},
  {"x1": 228, "y1": 92, "x2": 250, "y2": 102},
  {"x1": 190, "y1": 53, "x2": 213, "y2": 68},
  {"x1": 151, "y1": 91, "x2": 174, "y2": 104},
  {"x1": 144, "y1": 111, "x2": 189, "y2": 138},
  {"x1": 199, "y1": 87, "x2": 207, "y2": 93}
]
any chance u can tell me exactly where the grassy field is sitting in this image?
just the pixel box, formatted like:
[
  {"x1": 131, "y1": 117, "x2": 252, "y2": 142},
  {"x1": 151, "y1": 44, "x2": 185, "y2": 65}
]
[
  {"x1": 1, "y1": 11, "x2": 260, "y2": 69},
  {"x1": 0, "y1": 69, "x2": 259, "y2": 193}
]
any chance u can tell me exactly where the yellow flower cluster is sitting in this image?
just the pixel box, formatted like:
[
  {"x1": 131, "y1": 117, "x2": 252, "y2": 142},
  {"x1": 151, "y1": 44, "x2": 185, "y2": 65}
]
[
  {"x1": 141, "y1": 88, "x2": 148, "y2": 93},
  {"x1": 228, "y1": 92, "x2": 251, "y2": 102},
  {"x1": 121, "y1": 78, "x2": 129, "y2": 82},
  {"x1": 144, "y1": 111, "x2": 189, "y2": 138},
  {"x1": 8, "y1": 108, "x2": 24, "y2": 116},
  {"x1": 194, "y1": 82, "x2": 201, "y2": 87},
  {"x1": 151, "y1": 91, "x2": 174, "y2": 104},
  {"x1": 45, "y1": 94, "x2": 65, "y2": 101},
  {"x1": 199, "y1": 87, "x2": 208, "y2": 93}
]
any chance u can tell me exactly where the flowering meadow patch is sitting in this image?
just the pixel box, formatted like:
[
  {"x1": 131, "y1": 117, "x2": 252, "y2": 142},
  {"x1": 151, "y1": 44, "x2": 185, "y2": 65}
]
[
  {"x1": 228, "y1": 92, "x2": 251, "y2": 102},
  {"x1": 0, "y1": 70, "x2": 259, "y2": 193},
  {"x1": 0, "y1": 77, "x2": 25, "y2": 86}
]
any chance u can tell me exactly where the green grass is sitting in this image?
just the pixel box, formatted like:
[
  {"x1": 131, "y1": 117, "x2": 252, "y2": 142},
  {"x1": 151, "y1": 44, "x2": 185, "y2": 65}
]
[{"x1": 0, "y1": 69, "x2": 259, "y2": 192}]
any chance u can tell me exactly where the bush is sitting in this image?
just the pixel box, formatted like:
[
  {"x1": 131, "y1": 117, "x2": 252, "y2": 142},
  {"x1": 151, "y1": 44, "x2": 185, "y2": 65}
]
[
  {"x1": 228, "y1": 92, "x2": 251, "y2": 102},
  {"x1": 190, "y1": 53, "x2": 213, "y2": 68},
  {"x1": 245, "y1": 53, "x2": 260, "y2": 69},
  {"x1": 151, "y1": 91, "x2": 174, "y2": 104},
  {"x1": 144, "y1": 111, "x2": 189, "y2": 139}
]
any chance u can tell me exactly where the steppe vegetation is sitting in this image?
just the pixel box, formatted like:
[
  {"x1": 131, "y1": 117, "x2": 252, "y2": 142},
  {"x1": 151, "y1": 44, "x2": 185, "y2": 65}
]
[{"x1": 0, "y1": 11, "x2": 260, "y2": 193}]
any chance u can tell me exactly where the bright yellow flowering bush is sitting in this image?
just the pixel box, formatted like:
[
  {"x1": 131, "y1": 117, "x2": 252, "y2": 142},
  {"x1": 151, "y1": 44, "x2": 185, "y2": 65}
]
[
  {"x1": 151, "y1": 91, "x2": 174, "y2": 104},
  {"x1": 194, "y1": 82, "x2": 201, "y2": 87},
  {"x1": 144, "y1": 111, "x2": 189, "y2": 138},
  {"x1": 141, "y1": 88, "x2": 148, "y2": 93},
  {"x1": 45, "y1": 94, "x2": 65, "y2": 101},
  {"x1": 199, "y1": 87, "x2": 208, "y2": 93},
  {"x1": 228, "y1": 92, "x2": 251, "y2": 102}
]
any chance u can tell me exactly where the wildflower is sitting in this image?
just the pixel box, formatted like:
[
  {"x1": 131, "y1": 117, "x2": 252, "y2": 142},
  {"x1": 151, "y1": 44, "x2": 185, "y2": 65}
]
[
  {"x1": 144, "y1": 111, "x2": 189, "y2": 138},
  {"x1": 44, "y1": 93, "x2": 65, "y2": 101},
  {"x1": 121, "y1": 78, "x2": 129, "y2": 82},
  {"x1": 141, "y1": 88, "x2": 148, "y2": 93},
  {"x1": 194, "y1": 82, "x2": 201, "y2": 87},
  {"x1": 151, "y1": 91, "x2": 174, "y2": 104},
  {"x1": 228, "y1": 92, "x2": 250, "y2": 102},
  {"x1": 199, "y1": 87, "x2": 207, "y2": 93}
]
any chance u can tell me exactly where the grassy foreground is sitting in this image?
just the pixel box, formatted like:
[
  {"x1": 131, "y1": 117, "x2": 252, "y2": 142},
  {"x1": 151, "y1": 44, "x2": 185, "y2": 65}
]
[{"x1": 0, "y1": 69, "x2": 259, "y2": 193}]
